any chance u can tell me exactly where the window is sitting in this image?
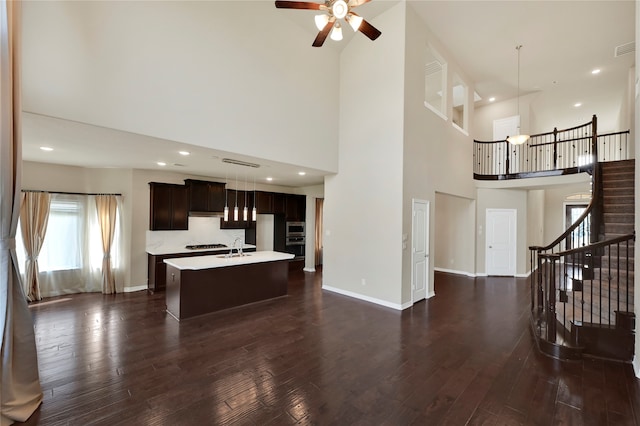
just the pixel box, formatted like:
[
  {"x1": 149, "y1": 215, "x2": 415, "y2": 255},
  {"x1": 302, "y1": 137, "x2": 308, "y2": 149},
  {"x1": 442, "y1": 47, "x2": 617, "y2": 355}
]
[
  {"x1": 424, "y1": 45, "x2": 446, "y2": 118},
  {"x1": 40, "y1": 197, "x2": 84, "y2": 271},
  {"x1": 452, "y1": 73, "x2": 468, "y2": 132},
  {"x1": 16, "y1": 193, "x2": 123, "y2": 297}
]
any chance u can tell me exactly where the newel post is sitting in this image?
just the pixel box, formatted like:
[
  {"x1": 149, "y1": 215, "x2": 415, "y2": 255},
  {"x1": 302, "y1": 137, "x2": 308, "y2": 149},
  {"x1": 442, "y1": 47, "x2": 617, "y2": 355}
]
[
  {"x1": 505, "y1": 140, "x2": 510, "y2": 175},
  {"x1": 546, "y1": 254, "x2": 559, "y2": 342}
]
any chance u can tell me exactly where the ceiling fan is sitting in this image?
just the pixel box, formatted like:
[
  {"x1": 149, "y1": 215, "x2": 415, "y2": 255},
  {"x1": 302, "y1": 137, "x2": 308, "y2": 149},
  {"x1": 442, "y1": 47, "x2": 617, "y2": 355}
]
[{"x1": 275, "y1": 0, "x2": 382, "y2": 47}]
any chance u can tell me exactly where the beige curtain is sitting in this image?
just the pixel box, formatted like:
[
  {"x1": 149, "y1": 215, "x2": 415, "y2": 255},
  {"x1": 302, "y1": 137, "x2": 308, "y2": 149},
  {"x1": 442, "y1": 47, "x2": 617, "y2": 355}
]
[
  {"x1": 95, "y1": 194, "x2": 118, "y2": 294},
  {"x1": 315, "y1": 198, "x2": 323, "y2": 266},
  {"x1": 0, "y1": 1, "x2": 44, "y2": 423},
  {"x1": 20, "y1": 191, "x2": 51, "y2": 301}
]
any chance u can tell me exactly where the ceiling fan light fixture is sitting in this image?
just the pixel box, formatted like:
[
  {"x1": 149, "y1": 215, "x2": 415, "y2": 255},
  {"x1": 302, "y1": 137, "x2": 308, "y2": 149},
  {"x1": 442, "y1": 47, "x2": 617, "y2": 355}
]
[
  {"x1": 314, "y1": 14, "x2": 329, "y2": 31},
  {"x1": 332, "y1": 0, "x2": 348, "y2": 19},
  {"x1": 346, "y1": 14, "x2": 363, "y2": 31},
  {"x1": 330, "y1": 23, "x2": 343, "y2": 41}
]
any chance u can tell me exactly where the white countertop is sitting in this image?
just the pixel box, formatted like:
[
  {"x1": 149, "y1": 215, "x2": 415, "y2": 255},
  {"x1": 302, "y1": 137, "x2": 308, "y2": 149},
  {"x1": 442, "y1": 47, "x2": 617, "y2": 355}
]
[
  {"x1": 147, "y1": 244, "x2": 256, "y2": 256},
  {"x1": 163, "y1": 250, "x2": 294, "y2": 270}
]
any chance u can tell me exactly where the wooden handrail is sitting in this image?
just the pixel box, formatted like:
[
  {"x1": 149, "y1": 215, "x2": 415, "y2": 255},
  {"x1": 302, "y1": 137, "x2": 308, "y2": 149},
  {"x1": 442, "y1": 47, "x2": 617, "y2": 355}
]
[{"x1": 539, "y1": 232, "x2": 635, "y2": 259}]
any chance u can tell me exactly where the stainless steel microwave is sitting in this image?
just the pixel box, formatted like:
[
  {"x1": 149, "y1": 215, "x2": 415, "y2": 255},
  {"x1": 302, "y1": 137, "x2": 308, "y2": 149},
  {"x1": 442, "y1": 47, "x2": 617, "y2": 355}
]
[{"x1": 286, "y1": 221, "x2": 305, "y2": 237}]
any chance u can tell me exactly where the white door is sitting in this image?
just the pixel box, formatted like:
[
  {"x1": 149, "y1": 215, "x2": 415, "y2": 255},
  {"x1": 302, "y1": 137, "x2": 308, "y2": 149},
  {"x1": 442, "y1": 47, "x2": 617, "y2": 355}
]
[
  {"x1": 486, "y1": 209, "x2": 517, "y2": 276},
  {"x1": 412, "y1": 199, "x2": 429, "y2": 303}
]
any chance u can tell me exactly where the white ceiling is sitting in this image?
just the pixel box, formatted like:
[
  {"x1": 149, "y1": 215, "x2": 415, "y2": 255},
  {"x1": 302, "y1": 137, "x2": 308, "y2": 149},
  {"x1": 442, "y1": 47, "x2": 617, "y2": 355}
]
[{"x1": 21, "y1": 1, "x2": 635, "y2": 187}]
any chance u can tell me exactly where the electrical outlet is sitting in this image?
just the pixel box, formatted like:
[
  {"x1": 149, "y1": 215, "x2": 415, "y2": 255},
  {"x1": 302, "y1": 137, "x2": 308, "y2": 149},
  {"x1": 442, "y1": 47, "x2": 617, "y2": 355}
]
[{"x1": 361, "y1": 278, "x2": 366, "y2": 286}]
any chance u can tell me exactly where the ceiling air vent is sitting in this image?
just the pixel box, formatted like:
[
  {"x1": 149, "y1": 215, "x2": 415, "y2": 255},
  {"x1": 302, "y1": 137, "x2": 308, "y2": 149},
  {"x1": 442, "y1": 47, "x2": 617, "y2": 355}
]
[
  {"x1": 222, "y1": 158, "x2": 260, "y2": 168},
  {"x1": 615, "y1": 41, "x2": 635, "y2": 57}
]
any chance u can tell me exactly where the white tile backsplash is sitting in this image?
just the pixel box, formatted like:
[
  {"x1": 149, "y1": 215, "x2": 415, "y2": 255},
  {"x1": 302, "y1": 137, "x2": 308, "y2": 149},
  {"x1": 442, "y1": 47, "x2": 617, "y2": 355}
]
[{"x1": 146, "y1": 216, "x2": 245, "y2": 251}]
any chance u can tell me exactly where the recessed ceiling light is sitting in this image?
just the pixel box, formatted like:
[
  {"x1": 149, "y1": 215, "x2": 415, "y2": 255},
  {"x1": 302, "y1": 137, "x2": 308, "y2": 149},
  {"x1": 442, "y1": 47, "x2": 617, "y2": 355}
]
[
  {"x1": 574, "y1": 102, "x2": 582, "y2": 108},
  {"x1": 40, "y1": 146, "x2": 53, "y2": 151},
  {"x1": 591, "y1": 69, "x2": 601, "y2": 75},
  {"x1": 489, "y1": 97, "x2": 496, "y2": 102},
  {"x1": 178, "y1": 151, "x2": 190, "y2": 156},
  {"x1": 298, "y1": 171, "x2": 306, "y2": 176},
  {"x1": 157, "y1": 162, "x2": 167, "y2": 166},
  {"x1": 266, "y1": 177, "x2": 273, "y2": 181}
]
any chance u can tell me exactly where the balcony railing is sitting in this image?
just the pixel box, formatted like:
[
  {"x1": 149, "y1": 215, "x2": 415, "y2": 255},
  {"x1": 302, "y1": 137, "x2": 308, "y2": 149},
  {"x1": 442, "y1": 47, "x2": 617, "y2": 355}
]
[{"x1": 473, "y1": 115, "x2": 630, "y2": 180}]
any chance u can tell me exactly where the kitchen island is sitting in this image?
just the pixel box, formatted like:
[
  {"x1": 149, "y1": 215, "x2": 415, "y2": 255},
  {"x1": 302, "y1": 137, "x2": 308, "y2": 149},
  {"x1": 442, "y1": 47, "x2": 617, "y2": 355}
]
[{"x1": 164, "y1": 251, "x2": 294, "y2": 320}]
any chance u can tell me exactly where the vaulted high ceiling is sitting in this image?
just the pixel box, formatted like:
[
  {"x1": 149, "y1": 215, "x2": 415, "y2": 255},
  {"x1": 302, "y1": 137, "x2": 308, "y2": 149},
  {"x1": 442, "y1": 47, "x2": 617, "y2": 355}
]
[{"x1": 21, "y1": 1, "x2": 635, "y2": 187}]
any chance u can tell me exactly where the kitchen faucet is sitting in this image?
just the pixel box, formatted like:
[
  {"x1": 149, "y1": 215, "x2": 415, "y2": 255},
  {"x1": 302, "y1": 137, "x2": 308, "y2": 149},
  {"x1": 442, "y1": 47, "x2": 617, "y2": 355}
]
[{"x1": 229, "y1": 237, "x2": 244, "y2": 257}]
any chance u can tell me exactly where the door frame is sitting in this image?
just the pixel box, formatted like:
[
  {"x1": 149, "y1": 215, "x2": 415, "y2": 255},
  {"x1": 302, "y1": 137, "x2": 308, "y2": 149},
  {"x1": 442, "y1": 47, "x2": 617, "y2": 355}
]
[
  {"x1": 411, "y1": 199, "x2": 430, "y2": 304},
  {"x1": 485, "y1": 208, "x2": 517, "y2": 276}
]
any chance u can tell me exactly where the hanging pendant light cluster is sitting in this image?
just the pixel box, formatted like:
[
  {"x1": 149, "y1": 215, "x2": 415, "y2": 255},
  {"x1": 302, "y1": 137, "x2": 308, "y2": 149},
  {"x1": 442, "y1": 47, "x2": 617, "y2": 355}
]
[
  {"x1": 507, "y1": 45, "x2": 530, "y2": 146},
  {"x1": 223, "y1": 172, "x2": 258, "y2": 223}
]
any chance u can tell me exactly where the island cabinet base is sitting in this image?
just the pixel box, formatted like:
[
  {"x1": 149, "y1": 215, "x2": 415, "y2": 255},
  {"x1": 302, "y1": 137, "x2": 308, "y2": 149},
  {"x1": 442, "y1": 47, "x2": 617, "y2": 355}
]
[{"x1": 165, "y1": 260, "x2": 289, "y2": 320}]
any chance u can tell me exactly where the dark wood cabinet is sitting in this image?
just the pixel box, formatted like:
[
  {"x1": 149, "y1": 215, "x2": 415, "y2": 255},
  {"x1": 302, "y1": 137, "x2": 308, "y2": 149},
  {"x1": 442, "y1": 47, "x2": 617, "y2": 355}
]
[
  {"x1": 185, "y1": 179, "x2": 225, "y2": 213},
  {"x1": 285, "y1": 194, "x2": 306, "y2": 222},
  {"x1": 273, "y1": 192, "x2": 286, "y2": 215},
  {"x1": 149, "y1": 183, "x2": 188, "y2": 230},
  {"x1": 255, "y1": 191, "x2": 274, "y2": 213},
  {"x1": 148, "y1": 247, "x2": 257, "y2": 292}
]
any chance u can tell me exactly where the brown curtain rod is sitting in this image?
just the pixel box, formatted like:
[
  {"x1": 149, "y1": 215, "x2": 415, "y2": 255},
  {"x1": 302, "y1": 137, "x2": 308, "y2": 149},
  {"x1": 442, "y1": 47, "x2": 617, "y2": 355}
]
[{"x1": 22, "y1": 190, "x2": 122, "y2": 197}]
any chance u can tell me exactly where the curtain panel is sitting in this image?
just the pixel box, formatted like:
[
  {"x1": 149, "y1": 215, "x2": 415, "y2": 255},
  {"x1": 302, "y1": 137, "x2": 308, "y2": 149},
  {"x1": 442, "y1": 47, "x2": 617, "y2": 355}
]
[
  {"x1": 19, "y1": 192, "x2": 51, "y2": 301},
  {"x1": 0, "y1": 1, "x2": 43, "y2": 423},
  {"x1": 95, "y1": 194, "x2": 117, "y2": 294}
]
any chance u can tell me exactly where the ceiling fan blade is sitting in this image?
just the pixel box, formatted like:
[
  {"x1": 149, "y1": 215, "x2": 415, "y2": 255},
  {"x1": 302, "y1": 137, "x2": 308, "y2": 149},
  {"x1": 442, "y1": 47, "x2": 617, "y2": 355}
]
[
  {"x1": 349, "y1": 0, "x2": 371, "y2": 7},
  {"x1": 275, "y1": 1, "x2": 323, "y2": 10},
  {"x1": 358, "y1": 17, "x2": 381, "y2": 41},
  {"x1": 312, "y1": 18, "x2": 335, "y2": 47}
]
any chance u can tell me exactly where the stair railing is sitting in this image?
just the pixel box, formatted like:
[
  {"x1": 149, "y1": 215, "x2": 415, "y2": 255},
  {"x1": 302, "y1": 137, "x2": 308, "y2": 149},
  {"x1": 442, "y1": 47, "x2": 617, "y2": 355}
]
[
  {"x1": 474, "y1": 114, "x2": 630, "y2": 180},
  {"x1": 535, "y1": 233, "x2": 635, "y2": 358}
]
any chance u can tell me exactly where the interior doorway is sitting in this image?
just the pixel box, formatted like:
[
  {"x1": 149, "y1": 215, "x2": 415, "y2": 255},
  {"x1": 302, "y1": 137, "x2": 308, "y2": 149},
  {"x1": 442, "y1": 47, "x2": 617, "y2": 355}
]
[
  {"x1": 486, "y1": 208, "x2": 517, "y2": 276},
  {"x1": 412, "y1": 199, "x2": 429, "y2": 303}
]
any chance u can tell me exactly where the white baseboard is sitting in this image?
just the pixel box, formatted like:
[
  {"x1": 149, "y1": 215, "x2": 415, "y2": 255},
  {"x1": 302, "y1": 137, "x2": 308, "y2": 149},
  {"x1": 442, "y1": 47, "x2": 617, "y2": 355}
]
[
  {"x1": 434, "y1": 267, "x2": 476, "y2": 277},
  {"x1": 427, "y1": 291, "x2": 436, "y2": 299},
  {"x1": 124, "y1": 285, "x2": 147, "y2": 293},
  {"x1": 303, "y1": 267, "x2": 316, "y2": 273},
  {"x1": 322, "y1": 285, "x2": 405, "y2": 311}
]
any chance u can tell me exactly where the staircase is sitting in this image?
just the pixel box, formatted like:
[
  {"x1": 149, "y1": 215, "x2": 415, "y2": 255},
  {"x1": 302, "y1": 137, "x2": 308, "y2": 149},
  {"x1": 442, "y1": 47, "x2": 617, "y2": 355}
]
[{"x1": 532, "y1": 159, "x2": 636, "y2": 361}]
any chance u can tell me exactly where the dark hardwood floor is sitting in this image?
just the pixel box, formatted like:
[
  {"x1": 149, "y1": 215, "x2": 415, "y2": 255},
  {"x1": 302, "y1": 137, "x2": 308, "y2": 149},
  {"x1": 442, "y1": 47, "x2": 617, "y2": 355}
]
[{"x1": 15, "y1": 270, "x2": 640, "y2": 425}]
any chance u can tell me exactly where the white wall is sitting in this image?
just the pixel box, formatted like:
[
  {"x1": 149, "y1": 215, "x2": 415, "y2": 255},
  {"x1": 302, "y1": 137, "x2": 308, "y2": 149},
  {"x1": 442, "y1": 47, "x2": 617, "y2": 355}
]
[
  {"x1": 323, "y1": 3, "x2": 406, "y2": 308},
  {"x1": 401, "y1": 4, "x2": 477, "y2": 301},
  {"x1": 475, "y1": 188, "x2": 528, "y2": 276},
  {"x1": 22, "y1": 1, "x2": 340, "y2": 173},
  {"x1": 433, "y1": 193, "x2": 475, "y2": 276}
]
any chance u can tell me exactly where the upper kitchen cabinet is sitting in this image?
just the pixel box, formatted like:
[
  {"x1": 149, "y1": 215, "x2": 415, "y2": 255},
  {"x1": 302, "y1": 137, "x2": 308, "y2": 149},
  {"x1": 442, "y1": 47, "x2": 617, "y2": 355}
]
[
  {"x1": 272, "y1": 192, "x2": 286, "y2": 215},
  {"x1": 149, "y1": 182, "x2": 189, "y2": 230},
  {"x1": 285, "y1": 194, "x2": 306, "y2": 222},
  {"x1": 255, "y1": 191, "x2": 274, "y2": 214},
  {"x1": 185, "y1": 179, "x2": 225, "y2": 213}
]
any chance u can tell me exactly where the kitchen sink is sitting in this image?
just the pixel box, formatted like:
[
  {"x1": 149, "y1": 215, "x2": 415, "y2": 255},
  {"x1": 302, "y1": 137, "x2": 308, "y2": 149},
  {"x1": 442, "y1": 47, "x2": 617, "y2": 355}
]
[{"x1": 215, "y1": 253, "x2": 251, "y2": 259}]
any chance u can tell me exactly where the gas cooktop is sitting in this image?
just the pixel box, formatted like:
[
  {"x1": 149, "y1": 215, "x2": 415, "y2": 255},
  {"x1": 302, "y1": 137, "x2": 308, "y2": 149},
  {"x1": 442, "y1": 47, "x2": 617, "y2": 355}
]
[{"x1": 185, "y1": 243, "x2": 228, "y2": 250}]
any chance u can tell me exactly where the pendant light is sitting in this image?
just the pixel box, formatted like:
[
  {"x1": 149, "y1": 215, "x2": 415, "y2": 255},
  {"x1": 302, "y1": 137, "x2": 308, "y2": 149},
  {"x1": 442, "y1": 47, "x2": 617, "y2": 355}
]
[
  {"x1": 233, "y1": 174, "x2": 239, "y2": 221},
  {"x1": 223, "y1": 174, "x2": 229, "y2": 221},
  {"x1": 243, "y1": 176, "x2": 248, "y2": 221},
  {"x1": 507, "y1": 45, "x2": 530, "y2": 145},
  {"x1": 252, "y1": 177, "x2": 257, "y2": 222}
]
